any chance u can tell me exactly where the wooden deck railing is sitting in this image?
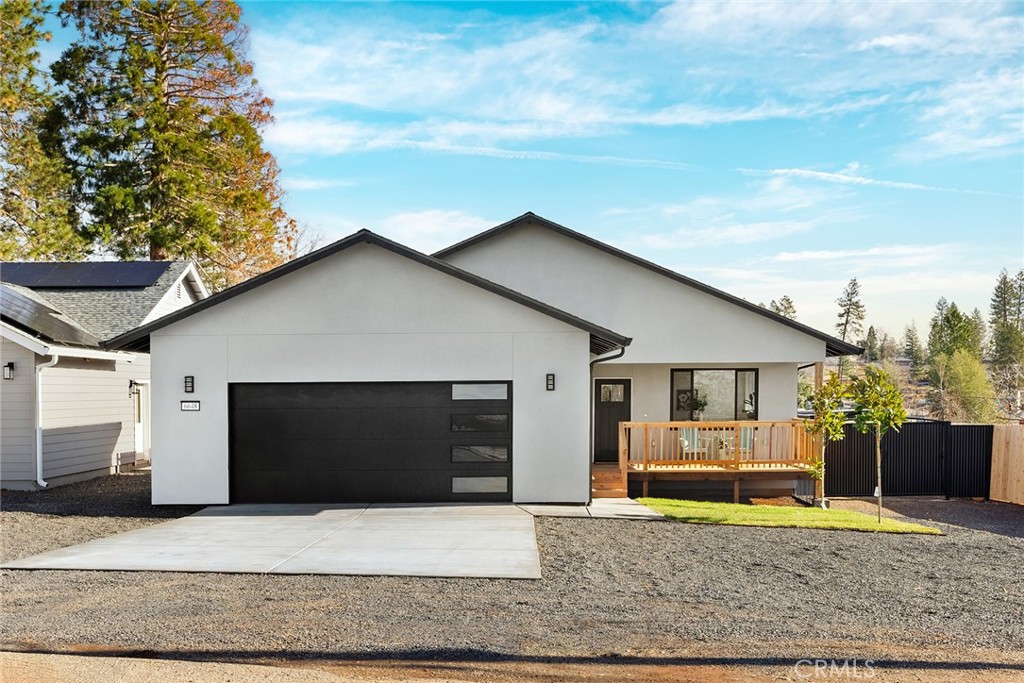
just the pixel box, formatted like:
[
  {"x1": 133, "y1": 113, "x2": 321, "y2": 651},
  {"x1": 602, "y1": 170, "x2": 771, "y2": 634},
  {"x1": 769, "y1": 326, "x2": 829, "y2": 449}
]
[{"x1": 617, "y1": 420, "x2": 818, "y2": 472}]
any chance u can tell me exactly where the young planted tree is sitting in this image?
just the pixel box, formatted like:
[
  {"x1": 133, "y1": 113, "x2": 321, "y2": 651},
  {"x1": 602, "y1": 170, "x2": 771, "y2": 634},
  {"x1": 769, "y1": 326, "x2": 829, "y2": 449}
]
[
  {"x1": 835, "y1": 278, "x2": 866, "y2": 378},
  {"x1": 47, "y1": 0, "x2": 295, "y2": 286},
  {"x1": 850, "y1": 366, "x2": 907, "y2": 523},
  {"x1": 803, "y1": 372, "x2": 848, "y2": 509},
  {"x1": 0, "y1": 0, "x2": 87, "y2": 259}
]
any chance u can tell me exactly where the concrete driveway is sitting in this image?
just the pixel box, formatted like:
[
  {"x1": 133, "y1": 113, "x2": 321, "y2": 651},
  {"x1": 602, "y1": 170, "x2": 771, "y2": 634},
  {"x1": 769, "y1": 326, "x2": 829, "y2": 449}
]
[{"x1": 1, "y1": 503, "x2": 541, "y2": 579}]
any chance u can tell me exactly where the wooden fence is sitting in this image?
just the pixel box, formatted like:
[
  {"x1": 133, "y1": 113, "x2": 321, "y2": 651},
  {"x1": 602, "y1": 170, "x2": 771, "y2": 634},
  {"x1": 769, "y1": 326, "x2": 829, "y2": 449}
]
[{"x1": 990, "y1": 424, "x2": 1024, "y2": 505}]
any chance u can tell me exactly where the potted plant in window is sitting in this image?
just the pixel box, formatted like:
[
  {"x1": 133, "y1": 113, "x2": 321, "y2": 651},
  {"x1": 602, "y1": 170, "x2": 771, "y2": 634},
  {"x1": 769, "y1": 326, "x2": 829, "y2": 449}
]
[{"x1": 688, "y1": 393, "x2": 709, "y2": 421}]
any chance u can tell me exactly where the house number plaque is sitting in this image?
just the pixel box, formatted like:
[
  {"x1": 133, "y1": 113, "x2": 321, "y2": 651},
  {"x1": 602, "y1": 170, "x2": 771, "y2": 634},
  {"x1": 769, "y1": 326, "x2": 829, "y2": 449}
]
[{"x1": 180, "y1": 401, "x2": 201, "y2": 412}]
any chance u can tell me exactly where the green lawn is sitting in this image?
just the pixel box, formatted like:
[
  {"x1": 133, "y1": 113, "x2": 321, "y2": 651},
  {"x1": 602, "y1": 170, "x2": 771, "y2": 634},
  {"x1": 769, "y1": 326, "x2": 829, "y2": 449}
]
[{"x1": 639, "y1": 498, "x2": 942, "y2": 535}]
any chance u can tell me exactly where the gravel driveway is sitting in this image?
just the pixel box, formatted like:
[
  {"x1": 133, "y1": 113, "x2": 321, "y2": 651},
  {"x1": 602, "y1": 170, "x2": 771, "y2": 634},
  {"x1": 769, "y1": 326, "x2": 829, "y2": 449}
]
[{"x1": 2, "y1": 474, "x2": 1023, "y2": 668}]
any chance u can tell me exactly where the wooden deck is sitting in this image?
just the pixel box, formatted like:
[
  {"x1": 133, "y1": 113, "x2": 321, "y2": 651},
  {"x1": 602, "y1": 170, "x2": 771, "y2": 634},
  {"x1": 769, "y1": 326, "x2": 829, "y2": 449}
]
[{"x1": 592, "y1": 420, "x2": 818, "y2": 502}]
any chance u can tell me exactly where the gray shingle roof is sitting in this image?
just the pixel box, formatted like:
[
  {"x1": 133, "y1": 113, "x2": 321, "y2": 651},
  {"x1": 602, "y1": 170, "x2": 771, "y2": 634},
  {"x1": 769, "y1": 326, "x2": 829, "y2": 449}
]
[{"x1": 1, "y1": 261, "x2": 194, "y2": 340}]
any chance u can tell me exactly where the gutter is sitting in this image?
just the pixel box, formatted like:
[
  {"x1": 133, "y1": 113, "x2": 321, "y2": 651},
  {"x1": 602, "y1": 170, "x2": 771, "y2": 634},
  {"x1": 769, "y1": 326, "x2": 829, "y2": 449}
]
[{"x1": 35, "y1": 355, "x2": 60, "y2": 488}]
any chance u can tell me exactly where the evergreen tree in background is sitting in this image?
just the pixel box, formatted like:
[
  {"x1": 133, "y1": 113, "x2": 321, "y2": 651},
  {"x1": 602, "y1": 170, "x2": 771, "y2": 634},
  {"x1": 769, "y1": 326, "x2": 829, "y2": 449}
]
[
  {"x1": 46, "y1": 0, "x2": 295, "y2": 287},
  {"x1": 902, "y1": 324, "x2": 925, "y2": 378},
  {"x1": 835, "y1": 278, "x2": 866, "y2": 342},
  {"x1": 989, "y1": 269, "x2": 1024, "y2": 414},
  {"x1": 768, "y1": 295, "x2": 797, "y2": 320},
  {"x1": 834, "y1": 278, "x2": 866, "y2": 377},
  {"x1": 0, "y1": 0, "x2": 86, "y2": 260},
  {"x1": 863, "y1": 325, "x2": 879, "y2": 362},
  {"x1": 928, "y1": 299, "x2": 976, "y2": 360}
]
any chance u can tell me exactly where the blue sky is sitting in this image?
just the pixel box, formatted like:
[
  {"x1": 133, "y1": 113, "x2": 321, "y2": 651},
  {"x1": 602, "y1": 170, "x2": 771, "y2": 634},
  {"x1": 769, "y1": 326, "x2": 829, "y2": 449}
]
[{"x1": 48, "y1": 1, "x2": 1024, "y2": 340}]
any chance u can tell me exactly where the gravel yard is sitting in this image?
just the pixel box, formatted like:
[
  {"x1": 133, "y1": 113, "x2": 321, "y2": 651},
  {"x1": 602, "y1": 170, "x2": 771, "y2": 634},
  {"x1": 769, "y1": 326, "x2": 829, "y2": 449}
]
[{"x1": 2, "y1": 474, "x2": 1023, "y2": 672}]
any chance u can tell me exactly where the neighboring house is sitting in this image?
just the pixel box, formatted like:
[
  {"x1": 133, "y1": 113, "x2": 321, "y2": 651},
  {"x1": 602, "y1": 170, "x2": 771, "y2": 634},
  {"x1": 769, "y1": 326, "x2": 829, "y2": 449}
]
[
  {"x1": 0, "y1": 261, "x2": 207, "y2": 490},
  {"x1": 106, "y1": 213, "x2": 859, "y2": 506}
]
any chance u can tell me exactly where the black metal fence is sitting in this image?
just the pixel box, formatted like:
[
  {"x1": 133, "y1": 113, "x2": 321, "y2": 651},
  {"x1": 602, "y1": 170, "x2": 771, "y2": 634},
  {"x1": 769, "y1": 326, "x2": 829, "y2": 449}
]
[{"x1": 824, "y1": 421, "x2": 994, "y2": 498}]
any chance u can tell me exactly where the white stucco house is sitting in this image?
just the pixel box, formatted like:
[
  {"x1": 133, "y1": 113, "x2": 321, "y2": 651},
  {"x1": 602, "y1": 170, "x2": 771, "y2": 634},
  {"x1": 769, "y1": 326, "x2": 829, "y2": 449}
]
[
  {"x1": 105, "y1": 213, "x2": 859, "y2": 505},
  {"x1": 0, "y1": 261, "x2": 207, "y2": 489}
]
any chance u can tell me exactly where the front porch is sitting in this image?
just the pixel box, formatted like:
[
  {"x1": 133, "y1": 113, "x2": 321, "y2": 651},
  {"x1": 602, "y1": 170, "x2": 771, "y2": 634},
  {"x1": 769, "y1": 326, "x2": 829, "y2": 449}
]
[{"x1": 593, "y1": 420, "x2": 818, "y2": 503}]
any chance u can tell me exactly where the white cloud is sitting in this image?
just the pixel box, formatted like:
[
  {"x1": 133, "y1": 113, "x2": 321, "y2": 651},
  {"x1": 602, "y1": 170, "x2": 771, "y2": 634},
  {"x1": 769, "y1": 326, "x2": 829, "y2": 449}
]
[
  {"x1": 372, "y1": 210, "x2": 495, "y2": 254},
  {"x1": 640, "y1": 219, "x2": 820, "y2": 248},
  {"x1": 625, "y1": 176, "x2": 857, "y2": 248},
  {"x1": 772, "y1": 244, "x2": 963, "y2": 270},
  {"x1": 743, "y1": 164, "x2": 999, "y2": 195},
  {"x1": 909, "y1": 67, "x2": 1024, "y2": 160},
  {"x1": 264, "y1": 114, "x2": 693, "y2": 169},
  {"x1": 249, "y1": 2, "x2": 1022, "y2": 161}
]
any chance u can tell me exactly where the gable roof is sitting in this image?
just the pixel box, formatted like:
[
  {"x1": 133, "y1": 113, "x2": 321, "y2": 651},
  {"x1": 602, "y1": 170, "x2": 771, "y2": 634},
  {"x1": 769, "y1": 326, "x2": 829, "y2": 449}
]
[
  {"x1": 1, "y1": 261, "x2": 206, "y2": 339},
  {"x1": 435, "y1": 212, "x2": 862, "y2": 357},
  {"x1": 104, "y1": 230, "x2": 632, "y2": 354}
]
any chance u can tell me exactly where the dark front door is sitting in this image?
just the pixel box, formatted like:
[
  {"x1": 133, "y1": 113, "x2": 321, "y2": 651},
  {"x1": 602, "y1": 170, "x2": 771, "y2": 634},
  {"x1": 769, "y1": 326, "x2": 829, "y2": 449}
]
[
  {"x1": 593, "y1": 379, "x2": 631, "y2": 463},
  {"x1": 229, "y1": 381, "x2": 512, "y2": 503}
]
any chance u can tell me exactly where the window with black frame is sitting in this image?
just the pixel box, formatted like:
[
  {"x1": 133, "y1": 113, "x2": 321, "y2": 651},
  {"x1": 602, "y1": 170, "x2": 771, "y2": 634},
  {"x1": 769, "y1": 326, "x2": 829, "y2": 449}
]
[{"x1": 671, "y1": 369, "x2": 758, "y2": 421}]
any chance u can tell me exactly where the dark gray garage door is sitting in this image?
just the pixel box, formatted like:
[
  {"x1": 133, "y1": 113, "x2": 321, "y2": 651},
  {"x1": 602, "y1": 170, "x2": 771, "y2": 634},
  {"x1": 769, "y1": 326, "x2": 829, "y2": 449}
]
[{"x1": 229, "y1": 382, "x2": 512, "y2": 503}]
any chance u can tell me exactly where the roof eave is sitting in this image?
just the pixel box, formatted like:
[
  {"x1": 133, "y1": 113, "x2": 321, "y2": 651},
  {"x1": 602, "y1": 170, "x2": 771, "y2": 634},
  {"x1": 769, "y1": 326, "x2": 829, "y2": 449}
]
[
  {"x1": 435, "y1": 212, "x2": 863, "y2": 358},
  {"x1": 105, "y1": 230, "x2": 632, "y2": 354}
]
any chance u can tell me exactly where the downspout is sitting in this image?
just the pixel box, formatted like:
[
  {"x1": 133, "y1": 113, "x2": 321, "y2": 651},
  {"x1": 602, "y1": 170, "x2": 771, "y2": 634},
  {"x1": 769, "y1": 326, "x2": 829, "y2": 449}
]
[
  {"x1": 35, "y1": 355, "x2": 60, "y2": 488},
  {"x1": 588, "y1": 347, "x2": 628, "y2": 504}
]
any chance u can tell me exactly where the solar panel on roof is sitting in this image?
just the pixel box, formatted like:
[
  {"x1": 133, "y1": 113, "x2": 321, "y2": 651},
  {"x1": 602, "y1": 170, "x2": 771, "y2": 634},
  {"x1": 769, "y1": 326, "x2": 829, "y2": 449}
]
[
  {"x1": 0, "y1": 261, "x2": 171, "y2": 288},
  {"x1": 0, "y1": 285, "x2": 100, "y2": 347}
]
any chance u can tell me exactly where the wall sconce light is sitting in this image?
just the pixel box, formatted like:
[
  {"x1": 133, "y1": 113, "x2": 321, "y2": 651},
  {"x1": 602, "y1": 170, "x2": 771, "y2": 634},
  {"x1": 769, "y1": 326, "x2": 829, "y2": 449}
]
[
  {"x1": 184, "y1": 375, "x2": 194, "y2": 393},
  {"x1": 546, "y1": 373, "x2": 555, "y2": 391},
  {"x1": 129, "y1": 379, "x2": 140, "y2": 397},
  {"x1": 3, "y1": 362, "x2": 14, "y2": 380}
]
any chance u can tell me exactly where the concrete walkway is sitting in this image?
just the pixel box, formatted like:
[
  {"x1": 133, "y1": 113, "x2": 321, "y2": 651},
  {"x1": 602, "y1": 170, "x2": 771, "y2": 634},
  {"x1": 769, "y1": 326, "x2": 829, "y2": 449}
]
[
  {"x1": 519, "y1": 498, "x2": 664, "y2": 520},
  {"x1": 1, "y1": 503, "x2": 541, "y2": 579}
]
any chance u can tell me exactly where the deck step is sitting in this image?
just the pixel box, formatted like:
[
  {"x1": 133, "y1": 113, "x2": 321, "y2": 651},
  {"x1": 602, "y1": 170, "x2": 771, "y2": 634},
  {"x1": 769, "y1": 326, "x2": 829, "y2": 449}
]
[{"x1": 592, "y1": 465, "x2": 628, "y2": 498}]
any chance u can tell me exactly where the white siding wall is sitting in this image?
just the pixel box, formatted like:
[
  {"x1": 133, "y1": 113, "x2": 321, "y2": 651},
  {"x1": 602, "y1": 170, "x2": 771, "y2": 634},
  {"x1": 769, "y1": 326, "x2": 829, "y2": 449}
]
[
  {"x1": 151, "y1": 243, "x2": 592, "y2": 505},
  {"x1": 1, "y1": 341, "x2": 149, "y2": 488},
  {"x1": 143, "y1": 274, "x2": 199, "y2": 324},
  {"x1": 0, "y1": 339, "x2": 37, "y2": 484},
  {"x1": 443, "y1": 224, "x2": 827, "y2": 365},
  {"x1": 593, "y1": 362, "x2": 799, "y2": 422},
  {"x1": 39, "y1": 355, "x2": 149, "y2": 481}
]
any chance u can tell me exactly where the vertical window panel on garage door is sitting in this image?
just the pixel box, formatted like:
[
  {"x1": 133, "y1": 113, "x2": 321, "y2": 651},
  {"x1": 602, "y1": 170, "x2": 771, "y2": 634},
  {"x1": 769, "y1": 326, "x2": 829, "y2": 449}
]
[{"x1": 228, "y1": 381, "x2": 511, "y2": 503}]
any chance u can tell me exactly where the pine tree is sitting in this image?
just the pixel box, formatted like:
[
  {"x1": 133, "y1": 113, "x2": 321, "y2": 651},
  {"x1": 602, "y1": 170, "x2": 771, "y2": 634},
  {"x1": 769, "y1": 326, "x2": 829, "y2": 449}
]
[
  {"x1": 968, "y1": 307, "x2": 986, "y2": 359},
  {"x1": 47, "y1": 0, "x2": 295, "y2": 286},
  {"x1": 864, "y1": 326, "x2": 879, "y2": 362},
  {"x1": 991, "y1": 269, "x2": 1017, "y2": 327},
  {"x1": 990, "y1": 269, "x2": 1024, "y2": 415},
  {"x1": 0, "y1": 0, "x2": 86, "y2": 259},
  {"x1": 902, "y1": 324, "x2": 925, "y2": 377},
  {"x1": 768, "y1": 295, "x2": 797, "y2": 320},
  {"x1": 928, "y1": 299, "x2": 974, "y2": 360},
  {"x1": 835, "y1": 278, "x2": 866, "y2": 343}
]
